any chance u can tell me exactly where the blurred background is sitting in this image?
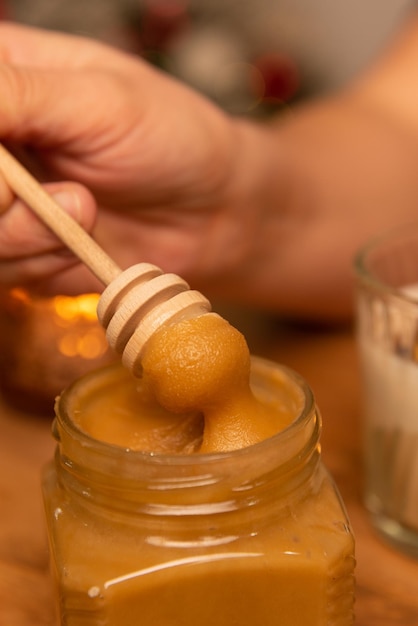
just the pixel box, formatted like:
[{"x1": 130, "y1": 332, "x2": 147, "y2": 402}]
[
  {"x1": 0, "y1": 0, "x2": 416, "y2": 412},
  {"x1": 1, "y1": 0, "x2": 416, "y2": 116}
]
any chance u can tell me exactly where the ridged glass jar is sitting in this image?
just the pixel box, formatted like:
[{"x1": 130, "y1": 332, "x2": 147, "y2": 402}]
[{"x1": 42, "y1": 357, "x2": 355, "y2": 625}]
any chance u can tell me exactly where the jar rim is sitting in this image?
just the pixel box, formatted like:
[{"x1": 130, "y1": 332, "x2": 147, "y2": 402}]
[{"x1": 55, "y1": 356, "x2": 318, "y2": 468}]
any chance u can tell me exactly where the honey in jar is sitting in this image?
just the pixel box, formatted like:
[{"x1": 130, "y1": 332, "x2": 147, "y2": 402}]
[{"x1": 42, "y1": 345, "x2": 355, "y2": 625}]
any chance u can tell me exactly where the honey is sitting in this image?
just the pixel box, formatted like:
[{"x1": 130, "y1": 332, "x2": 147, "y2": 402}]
[{"x1": 42, "y1": 354, "x2": 355, "y2": 625}]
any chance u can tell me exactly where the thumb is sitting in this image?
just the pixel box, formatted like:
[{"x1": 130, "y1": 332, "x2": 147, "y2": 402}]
[
  {"x1": 45, "y1": 183, "x2": 98, "y2": 235},
  {"x1": 0, "y1": 179, "x2": 97, "y2": 256}
]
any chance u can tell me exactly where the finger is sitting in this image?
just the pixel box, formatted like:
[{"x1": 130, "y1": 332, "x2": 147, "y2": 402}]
[
  {"x1": 0, "y1": 62, "x2": 138, "y2": 162},
  {"x1": 0, "y1": 64, "x2": 96, "y2": 142},
  {"x1": 0, "y1": 249, "x2": 80, "y2": 287},
  {"x1": 0, "y1": 21, "x2": 136, "y2": 71},
  {"x1": 0, "y1": 253, "x2": 104, "y2": 295},
  {"x1": 18, "y1": 261, "x2": 104, "y2": 297},
  {"x1": 0, "y1": 181, "x2": 97, "y2": 258},
  {"x1": 0, "y1": 21, "x2": 116, "y2": 68}
]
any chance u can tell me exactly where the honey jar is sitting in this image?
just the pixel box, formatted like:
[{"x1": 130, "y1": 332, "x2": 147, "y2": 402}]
[{"x1": 42, "y1": 357, "x2": 355, "y2": 625}]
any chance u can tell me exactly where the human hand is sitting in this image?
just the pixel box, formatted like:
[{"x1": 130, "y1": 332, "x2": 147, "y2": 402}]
[
  {"x1": 0, "y1": 22, "x2": 263, "y2": 296},
  {"x1": 3, "y1": 20, "x2": 417, "y2": 320}
]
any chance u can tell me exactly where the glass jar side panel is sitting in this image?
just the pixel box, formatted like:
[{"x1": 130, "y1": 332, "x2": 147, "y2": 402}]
[{"x1": 42, "y1": 462, "x2": 354, "y2": 626}]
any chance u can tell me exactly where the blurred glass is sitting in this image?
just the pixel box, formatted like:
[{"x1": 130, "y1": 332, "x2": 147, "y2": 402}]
[{"x1": 355, "y1": 224, "x2": 418, "y2": 558}]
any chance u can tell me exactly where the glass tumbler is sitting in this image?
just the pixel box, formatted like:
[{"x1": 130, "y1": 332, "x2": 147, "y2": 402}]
[{"x1": 355, "y1": 223, "x2": 418, "y2": 557}]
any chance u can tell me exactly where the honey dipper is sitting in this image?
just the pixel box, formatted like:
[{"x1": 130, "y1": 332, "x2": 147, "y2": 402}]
[{"x1": 0, "y1": 143, "x2": 211, "y2": 375}]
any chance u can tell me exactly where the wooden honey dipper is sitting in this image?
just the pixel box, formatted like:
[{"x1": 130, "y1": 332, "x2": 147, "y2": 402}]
[{"x1": 0, "y1": 143, "x2": 211, "y2": 376}]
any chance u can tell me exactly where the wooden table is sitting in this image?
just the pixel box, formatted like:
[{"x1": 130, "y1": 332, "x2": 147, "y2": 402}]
[{"x1": 1, "y1": 314, "x2": 418, "y2": 625}]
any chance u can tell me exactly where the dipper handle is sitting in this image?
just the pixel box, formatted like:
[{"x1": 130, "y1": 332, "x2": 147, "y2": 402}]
[{"x1": 0, "y1": 143, "x2": 211, "y2": 375}]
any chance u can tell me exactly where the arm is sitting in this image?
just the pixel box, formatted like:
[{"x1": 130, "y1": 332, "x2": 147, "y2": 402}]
[{"x1": 220, "y1": 10, "x2": 418, "y2": 319}]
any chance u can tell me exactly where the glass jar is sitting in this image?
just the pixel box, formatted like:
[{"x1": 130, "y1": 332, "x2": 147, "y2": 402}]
[{"x1": 42, "y1": 357, "x2": 355, "y2": 625}]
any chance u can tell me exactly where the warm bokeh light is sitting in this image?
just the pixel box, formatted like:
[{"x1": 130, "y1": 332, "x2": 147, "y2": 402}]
[
  {"x1": 53, "y1": 293, "x2": 100, "y2": 323},
  {"x1": 59, "y1": 328, "x2": 107, "y2": 360},
  {"x1": 9, "y1": 290, "x2": 108, "y2": 360},
  {"x1": 52, "y1": 294, "x2": 108, "y2": 359},
  {"x1": 0, "y1": 289, "x2": 115, "y2": 412}
]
